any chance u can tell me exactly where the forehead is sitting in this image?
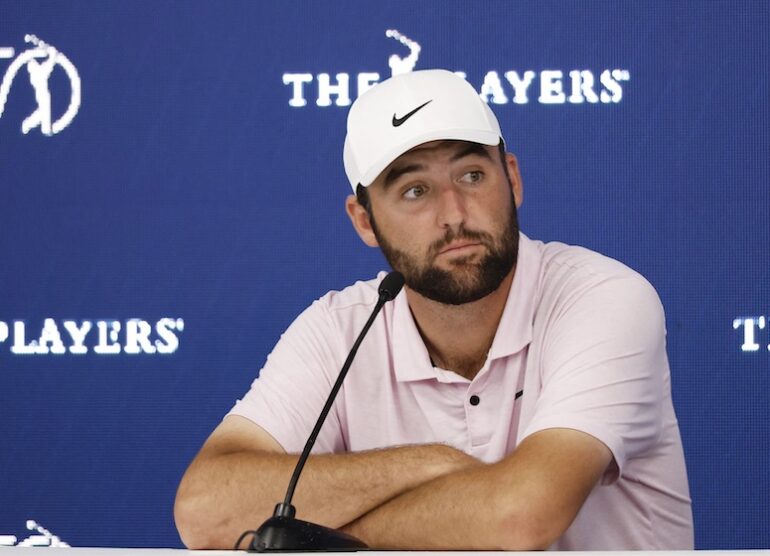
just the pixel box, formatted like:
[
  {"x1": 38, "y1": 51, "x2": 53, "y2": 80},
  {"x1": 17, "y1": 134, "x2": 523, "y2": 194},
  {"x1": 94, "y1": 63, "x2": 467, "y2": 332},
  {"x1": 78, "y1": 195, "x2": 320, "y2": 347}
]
[
  {"x1": 394, "y1": 140, "x2": 494, "y2": 163},
  {"x1": 370, "y1": 140, "x2": 497, "y2": 190}
]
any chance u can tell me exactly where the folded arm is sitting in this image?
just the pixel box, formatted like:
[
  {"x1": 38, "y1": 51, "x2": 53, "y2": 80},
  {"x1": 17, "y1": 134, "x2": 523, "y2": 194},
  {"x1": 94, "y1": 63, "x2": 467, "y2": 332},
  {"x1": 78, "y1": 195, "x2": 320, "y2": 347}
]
[
  {"x1": 343, "y1": 427, "x2": 612, "y2": 550},
  {"x1": 173, "y1": 415, "x2": 480, "y2": 549}
]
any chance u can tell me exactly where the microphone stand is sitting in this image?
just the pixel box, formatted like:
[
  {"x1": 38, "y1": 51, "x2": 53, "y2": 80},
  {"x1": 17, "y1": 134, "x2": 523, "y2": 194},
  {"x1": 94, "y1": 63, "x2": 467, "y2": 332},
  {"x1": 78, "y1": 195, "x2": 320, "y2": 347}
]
[{"x1": 240, "y1": 272, "x2": 404, "y2": 552}]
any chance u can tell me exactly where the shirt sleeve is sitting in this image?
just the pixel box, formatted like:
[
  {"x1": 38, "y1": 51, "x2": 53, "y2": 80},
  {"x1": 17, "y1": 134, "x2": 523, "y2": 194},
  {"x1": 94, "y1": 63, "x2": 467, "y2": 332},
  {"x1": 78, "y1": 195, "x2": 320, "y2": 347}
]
[
  {"x1": 522, "y1": 272, "x2": 669, "y2": 484},
  {"x1": 227, "y1": 297, "x2": 347, "y2": 454}
]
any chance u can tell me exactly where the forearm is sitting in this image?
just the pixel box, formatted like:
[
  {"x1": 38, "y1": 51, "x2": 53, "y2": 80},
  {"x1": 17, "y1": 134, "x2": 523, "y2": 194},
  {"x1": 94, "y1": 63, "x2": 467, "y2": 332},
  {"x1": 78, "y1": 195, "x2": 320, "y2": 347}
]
[
  {"x1": 343, "y1": 429, "x2": 612, "y2": 550},
  {"x1": 343, "y1": 459, "x2": 512, "y2": 550},
  {"x1": 174, "y1": 444, "x2": 477, "y2": 549}
]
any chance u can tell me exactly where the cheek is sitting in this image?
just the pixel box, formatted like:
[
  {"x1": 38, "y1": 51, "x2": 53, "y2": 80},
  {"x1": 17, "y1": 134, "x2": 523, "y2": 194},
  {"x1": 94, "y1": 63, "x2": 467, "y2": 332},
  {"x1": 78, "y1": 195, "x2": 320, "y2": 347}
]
[
  {"x1": 470, "y1": 195, "x2": 515, "y2": 238},
  {"x1": 379, "y1": 208, "x2": 430, "y2": 239}
]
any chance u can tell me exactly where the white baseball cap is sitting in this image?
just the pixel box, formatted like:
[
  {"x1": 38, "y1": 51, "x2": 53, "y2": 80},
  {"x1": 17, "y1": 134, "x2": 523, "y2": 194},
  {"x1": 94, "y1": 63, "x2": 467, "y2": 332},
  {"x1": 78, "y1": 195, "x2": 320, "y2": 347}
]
[{"x1": 343, "y1": 69, "x2": 504, "y2": 191}]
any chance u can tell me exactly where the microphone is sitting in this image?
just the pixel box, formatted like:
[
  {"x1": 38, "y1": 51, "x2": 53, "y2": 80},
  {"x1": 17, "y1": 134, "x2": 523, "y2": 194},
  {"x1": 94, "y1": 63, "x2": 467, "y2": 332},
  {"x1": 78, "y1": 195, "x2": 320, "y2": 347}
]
[
  {"x1": 238, "y1": 271, "x2": 405, "y2": 552},
  {"x1": 377, "y1": 271, "x2": 405, "y2": 302}
]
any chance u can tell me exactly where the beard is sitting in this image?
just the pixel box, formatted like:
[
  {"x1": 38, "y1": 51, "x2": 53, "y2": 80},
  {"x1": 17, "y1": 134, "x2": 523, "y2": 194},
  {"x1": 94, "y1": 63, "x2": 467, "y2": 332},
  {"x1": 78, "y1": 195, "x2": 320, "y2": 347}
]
[{"x1": 372, "y1": 199, "x2": 519, "y2": 306}]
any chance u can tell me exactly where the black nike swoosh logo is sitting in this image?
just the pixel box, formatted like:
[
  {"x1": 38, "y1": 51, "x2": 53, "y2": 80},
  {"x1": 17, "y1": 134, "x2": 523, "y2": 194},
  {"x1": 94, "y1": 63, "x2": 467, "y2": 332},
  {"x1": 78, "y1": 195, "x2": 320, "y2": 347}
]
[
  {"x1": 392, "y1": 100, "x2": 433, "y2": 127},
  {"x1": 514, "y1": 390, "x2": 524, "y2": 400}
]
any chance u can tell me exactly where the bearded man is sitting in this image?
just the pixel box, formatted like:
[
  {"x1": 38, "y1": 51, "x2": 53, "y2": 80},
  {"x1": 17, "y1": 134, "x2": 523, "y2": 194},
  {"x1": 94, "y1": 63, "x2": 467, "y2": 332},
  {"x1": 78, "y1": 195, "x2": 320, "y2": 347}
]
[{"x1": 174, "y1": 69, "x2": 693, "y2": 551}]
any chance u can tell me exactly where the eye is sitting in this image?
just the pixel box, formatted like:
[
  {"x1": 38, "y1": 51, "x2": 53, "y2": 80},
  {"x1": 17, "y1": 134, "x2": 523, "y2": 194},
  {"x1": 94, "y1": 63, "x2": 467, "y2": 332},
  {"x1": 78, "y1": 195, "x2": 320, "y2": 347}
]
[
  {"x1": 459, "y1": 170, "x2": 484, "y2": 184},
  {"x1": 402, "y1": 184, "x2": 427, "y2": 200}
]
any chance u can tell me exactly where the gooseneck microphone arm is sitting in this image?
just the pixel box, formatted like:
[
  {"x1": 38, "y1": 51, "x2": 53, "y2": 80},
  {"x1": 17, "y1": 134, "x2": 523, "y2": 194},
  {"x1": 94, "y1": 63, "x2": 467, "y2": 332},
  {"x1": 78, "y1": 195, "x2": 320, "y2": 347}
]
[
  {"x1": 238, "y1": 271, "x2": 405, "y2": 552},
  {"x1": 278, "y1": 272, "x2": 403, "y2": 516}
]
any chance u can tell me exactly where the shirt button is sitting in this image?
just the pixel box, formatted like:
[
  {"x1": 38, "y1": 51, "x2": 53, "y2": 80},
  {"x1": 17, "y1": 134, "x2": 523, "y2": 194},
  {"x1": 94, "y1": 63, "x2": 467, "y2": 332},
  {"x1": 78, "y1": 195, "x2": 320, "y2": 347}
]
[{"x1": 469, "y1": 395, "x2": 480, "y2": 406}]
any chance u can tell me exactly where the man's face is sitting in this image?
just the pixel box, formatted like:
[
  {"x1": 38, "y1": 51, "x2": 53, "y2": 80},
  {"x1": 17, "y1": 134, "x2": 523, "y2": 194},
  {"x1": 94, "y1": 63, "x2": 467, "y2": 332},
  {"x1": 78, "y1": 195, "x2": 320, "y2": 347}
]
[{"x1": 364, "y1": 141, "x2": 520, "y2": 305}]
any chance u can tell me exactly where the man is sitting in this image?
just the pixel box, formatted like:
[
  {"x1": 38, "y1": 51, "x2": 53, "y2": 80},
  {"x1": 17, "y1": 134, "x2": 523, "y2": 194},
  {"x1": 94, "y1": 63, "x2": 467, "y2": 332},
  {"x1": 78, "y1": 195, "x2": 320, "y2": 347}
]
[{"x1": 174, "y1": 69, "x2": 693, "y2": 550}]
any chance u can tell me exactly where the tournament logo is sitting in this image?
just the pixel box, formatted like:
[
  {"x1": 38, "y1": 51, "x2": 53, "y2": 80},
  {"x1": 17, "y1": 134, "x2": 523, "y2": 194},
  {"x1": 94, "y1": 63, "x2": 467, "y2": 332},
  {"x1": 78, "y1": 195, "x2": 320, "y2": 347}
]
[
  {"x1": 283, "y1": 29, "x2": 631, "y2": 108},
  {"x1": 0, "y1": 35, "x2": 81, "y2": 136},
  {"x1": 0, "y1": 520, "x2": 70, "y2": 548},
  {"x1": 0, "y1": 318, "x2": 185, "y2": 356},
  {"x1": 733, "y1": 316, "x2": 769, "y2": 352},
  {"x1": 385, "y1": 29, "x2": 421, "y2": 76}
]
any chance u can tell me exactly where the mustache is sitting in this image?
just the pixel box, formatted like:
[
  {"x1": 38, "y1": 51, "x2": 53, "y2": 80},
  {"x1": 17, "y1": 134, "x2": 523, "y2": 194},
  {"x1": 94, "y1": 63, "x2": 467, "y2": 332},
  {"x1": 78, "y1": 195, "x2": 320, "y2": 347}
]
[{"x1": 428, "y1": 226, "x2": 495, "y2": 257}]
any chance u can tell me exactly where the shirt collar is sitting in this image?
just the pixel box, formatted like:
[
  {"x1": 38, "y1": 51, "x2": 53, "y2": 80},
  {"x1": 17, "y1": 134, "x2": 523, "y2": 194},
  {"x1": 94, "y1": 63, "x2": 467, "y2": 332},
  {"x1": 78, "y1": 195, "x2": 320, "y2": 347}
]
[
  {"x1": 391, "y1": 232, "x2": 541, "y2": 383},
  {"x1": 487, "y1": 232, "x2": 539, "y2": 360},
  {"x1": 392, "y1": 288, "x2": 439, "y2": 382}
]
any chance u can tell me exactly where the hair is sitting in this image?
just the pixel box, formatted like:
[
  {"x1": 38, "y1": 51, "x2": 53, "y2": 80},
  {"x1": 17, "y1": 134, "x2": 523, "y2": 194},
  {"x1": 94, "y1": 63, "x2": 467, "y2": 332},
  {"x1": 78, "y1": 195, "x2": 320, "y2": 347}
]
[
  {"x1": 497, "y1": 140, "x2": 511, "y2": 183},
  {"x1": 355, "y1": 139, "x2": 509, "y2": 218},
  {"x1": 356, "y1": 183, "x2": 371, "y2": 215}
]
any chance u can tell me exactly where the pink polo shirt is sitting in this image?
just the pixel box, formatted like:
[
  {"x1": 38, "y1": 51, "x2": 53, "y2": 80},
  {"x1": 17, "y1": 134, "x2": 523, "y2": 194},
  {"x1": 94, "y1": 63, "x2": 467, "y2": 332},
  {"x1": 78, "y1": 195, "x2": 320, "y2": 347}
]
[{"x1": 229, "y1": 233, "x2": 694, "y2": 550}]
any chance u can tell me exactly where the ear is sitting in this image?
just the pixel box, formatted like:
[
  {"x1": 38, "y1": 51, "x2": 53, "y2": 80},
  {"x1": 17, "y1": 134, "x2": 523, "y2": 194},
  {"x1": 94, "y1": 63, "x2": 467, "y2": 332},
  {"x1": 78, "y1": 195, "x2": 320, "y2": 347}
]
[
  {"x1": 345, "y1": 194, "x2": 380, "y2": 247},
  {"x1": 505, "y1": 152, "x2": 524, "y2": 208}
]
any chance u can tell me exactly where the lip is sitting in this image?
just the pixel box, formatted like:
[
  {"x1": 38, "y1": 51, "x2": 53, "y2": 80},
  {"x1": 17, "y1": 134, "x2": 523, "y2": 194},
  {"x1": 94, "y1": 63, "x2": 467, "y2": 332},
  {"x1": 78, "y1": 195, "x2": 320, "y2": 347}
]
[{"x1": 438, "y1": 242, "x2": 482, "y2": 255}]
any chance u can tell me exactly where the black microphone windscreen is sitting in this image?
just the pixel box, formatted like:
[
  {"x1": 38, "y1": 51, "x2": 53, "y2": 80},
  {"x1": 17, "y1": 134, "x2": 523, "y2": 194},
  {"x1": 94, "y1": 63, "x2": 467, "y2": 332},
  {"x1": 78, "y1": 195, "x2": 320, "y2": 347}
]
[{"x1": 378, "y1": 271, "x2": 405, "y2": 301}]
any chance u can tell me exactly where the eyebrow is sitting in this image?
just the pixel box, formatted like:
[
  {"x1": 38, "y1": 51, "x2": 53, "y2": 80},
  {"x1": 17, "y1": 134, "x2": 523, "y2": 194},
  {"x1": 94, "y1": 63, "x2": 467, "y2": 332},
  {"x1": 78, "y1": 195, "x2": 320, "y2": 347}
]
[{"x1": 383, "y1": 163, "x2": 424, "y2": 190}]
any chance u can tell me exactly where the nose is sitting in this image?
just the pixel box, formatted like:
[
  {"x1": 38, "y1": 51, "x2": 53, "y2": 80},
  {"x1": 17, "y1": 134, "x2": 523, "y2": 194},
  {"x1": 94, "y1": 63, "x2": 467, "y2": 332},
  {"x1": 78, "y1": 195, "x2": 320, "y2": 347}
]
[{"x1": 435, "y1": 185, "x2": 468, "y2": 229}]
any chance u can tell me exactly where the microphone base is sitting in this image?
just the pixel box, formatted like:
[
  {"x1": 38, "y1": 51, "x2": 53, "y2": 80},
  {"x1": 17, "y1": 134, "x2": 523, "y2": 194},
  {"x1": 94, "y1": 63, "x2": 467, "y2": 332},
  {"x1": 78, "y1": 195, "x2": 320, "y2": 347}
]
[{"x1": 249, "y1": 516, "x2": 368, "y2": 552}]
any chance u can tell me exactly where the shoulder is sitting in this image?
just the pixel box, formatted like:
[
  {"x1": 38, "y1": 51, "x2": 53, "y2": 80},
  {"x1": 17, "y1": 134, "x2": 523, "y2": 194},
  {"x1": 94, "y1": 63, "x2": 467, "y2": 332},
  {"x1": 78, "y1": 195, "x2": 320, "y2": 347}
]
[
  {"x1": 535, "y1": 239, "x2": 645, "y2": 283},
  {"x1": 530, "y1": 239, "x2": 660, "y2": 305},
  {"x1": 294, "y1": 272, "x2": 388, "y2": 334},
  {"x1": 520, "y1": 238, "x2": 665, "y2": 337},
  {"x1": 318, "y1": 272, "x2": 385, "y2": 311},
  {"x1": 256, "y1": 272, "x2": 390, "y2": 384}
]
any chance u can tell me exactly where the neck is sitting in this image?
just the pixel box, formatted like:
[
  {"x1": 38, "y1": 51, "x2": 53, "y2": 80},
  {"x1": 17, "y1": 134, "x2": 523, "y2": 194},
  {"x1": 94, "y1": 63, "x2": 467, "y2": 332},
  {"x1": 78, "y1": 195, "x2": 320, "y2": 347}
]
[{"x1": 405, "y1": 269, "x2": 515, "y2": 381}]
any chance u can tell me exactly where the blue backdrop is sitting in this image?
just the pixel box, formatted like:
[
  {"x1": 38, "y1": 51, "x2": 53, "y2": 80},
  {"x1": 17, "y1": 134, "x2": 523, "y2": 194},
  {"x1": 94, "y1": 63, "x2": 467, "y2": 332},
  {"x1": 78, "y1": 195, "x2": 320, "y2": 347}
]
[{"x1": 1, "y1": 1, "x2": 768, "y2": 549}]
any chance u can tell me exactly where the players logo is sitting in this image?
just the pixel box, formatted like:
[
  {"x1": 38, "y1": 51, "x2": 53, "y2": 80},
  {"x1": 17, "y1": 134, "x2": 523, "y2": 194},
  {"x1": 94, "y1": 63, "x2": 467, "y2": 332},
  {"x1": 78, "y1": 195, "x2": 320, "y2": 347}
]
[
  {"x1": 386, "y1": 29, "x2": 421, "y2": 76},
  {"x1": 282, "y1": 29, "x2": 630, "y2": 108},
  {"x1": 0, "y1": 35, "x2": 81, "y2": 136},
  {"x1": 733, "y1": 316, "x2": 769, "y2": 352},
  {"x1": 0, "y1": 520, "x2": 70, "y2": 548},
  {"x1": 0, "y1": 318, "x2": 185, "y2": 356}
]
